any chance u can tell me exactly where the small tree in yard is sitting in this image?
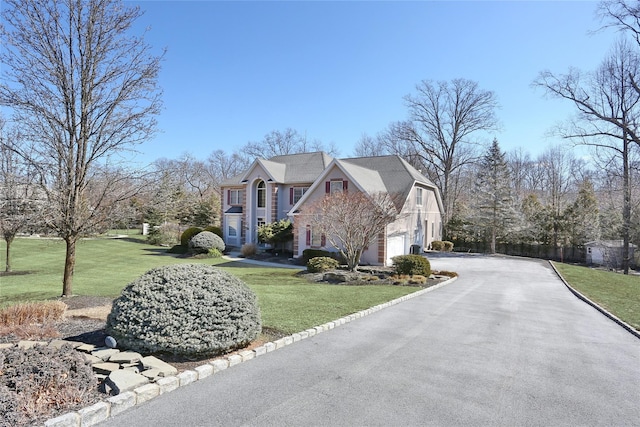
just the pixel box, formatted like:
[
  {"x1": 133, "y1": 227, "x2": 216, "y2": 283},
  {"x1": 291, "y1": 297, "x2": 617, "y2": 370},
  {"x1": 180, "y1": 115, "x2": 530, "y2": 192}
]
[
  {"x1": 300, "y1": 191, "x2": 401, "y2": 271},
  {"x1": 0, "y1": 125, "x2": 41, "y2": 272},
  {"x1": 258, "y1": 219, "x2": 293, "y2": 252},
  {"x1": 0, "y1": 0, "x2": 163, "y2": 295}
]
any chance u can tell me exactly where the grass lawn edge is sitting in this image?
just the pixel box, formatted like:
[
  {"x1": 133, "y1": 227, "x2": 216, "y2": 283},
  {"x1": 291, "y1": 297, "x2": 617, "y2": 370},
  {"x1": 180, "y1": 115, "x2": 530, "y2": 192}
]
[
  {"x1": 42, "y1": 275, "x2": 459, "y2": 426},
  {"x1": 549, "y1": 261, "x2": 640, "y2": 340}
]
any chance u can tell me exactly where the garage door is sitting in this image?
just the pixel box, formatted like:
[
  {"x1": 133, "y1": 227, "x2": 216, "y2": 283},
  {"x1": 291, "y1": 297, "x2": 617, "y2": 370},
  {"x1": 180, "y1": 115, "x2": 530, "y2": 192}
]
[{"x1": 386, "y1": 235, "x2": 406, "y2": 266}]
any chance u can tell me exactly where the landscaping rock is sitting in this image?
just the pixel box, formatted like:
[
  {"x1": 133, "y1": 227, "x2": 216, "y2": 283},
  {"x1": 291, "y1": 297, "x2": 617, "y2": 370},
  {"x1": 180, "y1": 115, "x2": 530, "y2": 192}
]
[
  {"x1": 92, "y1": 348, "x2": 120, "y2": 361},
  {"x1": 141, "y1": 368, "x2": 162, "y2": 381},
  {"x1": 104, "y1": 369, "x2": 149, "y2": 395},
  {"x1": 76, "y1": 343, "x2": 98, "y2": 352},
  {"x1": 140, "y1": 355, "x2": 178, "y2": 377},
  {"x1": 92, "y1": 362, "x2": 121, "y2": 375},
  {"x1": 108, "y1": 351, "x2": 142, "y2": 364}
]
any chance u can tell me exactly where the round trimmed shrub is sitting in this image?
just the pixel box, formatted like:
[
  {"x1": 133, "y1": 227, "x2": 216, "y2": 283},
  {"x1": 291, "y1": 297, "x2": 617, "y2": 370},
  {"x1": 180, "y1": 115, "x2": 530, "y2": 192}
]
[
  {"x1": 392, "y1": 254, "x2": 431, "y2": 276},
  {"x1": 307, "y1": 256, "x2": 340, "y2": 273},
  {"x1": 105, "y1": 264, "x2": 261, "y2": 356},
  {"x1": 188, "y1": 231, "x2": 225, "y2": 254},
  {"x1": 180, "y1": 227, "x2": 203, "y2": 247},
  {"x1": 204, "y1": 225, "x2": 223, "y2": 239}
]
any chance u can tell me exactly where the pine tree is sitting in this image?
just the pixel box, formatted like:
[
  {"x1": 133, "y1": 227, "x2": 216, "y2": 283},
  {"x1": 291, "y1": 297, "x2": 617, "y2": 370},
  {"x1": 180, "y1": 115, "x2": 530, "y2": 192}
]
[
  {"x1": 472, "y1": 138, "x2": 516, "y2": 253},
  {"x1": 564, "y1": 179, "x2": 600, "y2": 245}
]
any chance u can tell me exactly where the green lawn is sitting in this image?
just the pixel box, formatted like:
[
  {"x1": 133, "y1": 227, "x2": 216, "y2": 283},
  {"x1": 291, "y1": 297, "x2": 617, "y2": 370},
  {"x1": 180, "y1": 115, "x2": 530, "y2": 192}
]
[
  {"x1": 552, "y1": 262, "x2": 640, "y2": 331},
  {"x1": 0, "y1": 237, "x2": 419, "y2": 334}
]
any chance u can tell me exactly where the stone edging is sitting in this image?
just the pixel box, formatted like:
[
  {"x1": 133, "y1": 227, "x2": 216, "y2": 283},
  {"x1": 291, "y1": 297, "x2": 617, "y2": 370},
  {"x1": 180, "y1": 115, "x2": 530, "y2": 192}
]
[
  {"x1": 548, "y1": 261, "x2": 640, "y2": 340},
  {"x1": 43, "y1": 277, "x2": 457, "y2": 427}
]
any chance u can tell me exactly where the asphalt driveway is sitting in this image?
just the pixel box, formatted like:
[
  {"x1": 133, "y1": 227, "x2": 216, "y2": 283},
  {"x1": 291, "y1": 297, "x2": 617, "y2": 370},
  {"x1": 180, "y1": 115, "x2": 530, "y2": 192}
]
[{"x1": 100, "y1": 254, "x2": 640, "y2": 426}]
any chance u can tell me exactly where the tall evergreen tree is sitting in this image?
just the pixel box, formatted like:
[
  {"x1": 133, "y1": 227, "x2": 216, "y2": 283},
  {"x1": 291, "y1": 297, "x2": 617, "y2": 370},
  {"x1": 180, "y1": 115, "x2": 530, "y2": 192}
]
[
  {"x1": 472, "y1": 138, "x2": 515, "y2": 253},
  {"x1": 565, "y1": 179, "x2": 600, "y2": 246}
]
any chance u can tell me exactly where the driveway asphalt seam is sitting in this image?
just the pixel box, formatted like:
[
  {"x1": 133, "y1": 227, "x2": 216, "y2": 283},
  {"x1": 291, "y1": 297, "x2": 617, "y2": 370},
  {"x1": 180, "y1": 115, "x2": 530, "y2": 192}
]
[
  {"x1": 549, "y1": 261, "x2": 640, "y2": 340},
  {"x1": 44, "y1": 276, "x2": 458, "y2": 426}
]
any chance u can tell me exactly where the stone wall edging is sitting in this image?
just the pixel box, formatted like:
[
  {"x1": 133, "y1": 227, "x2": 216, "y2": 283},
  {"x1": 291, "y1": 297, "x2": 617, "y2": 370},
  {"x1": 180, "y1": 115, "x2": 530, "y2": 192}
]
[
  {"x1": 548, "y1": 261, "x2": 640, "y2": 340},
  {"x1": 43, "y1": 277, "x2": 457, "y2": 427}
]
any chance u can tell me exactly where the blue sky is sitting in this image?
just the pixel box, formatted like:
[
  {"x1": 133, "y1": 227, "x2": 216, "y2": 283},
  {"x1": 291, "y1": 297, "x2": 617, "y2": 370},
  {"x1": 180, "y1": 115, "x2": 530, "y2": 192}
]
[{"x1": 128, "y1": 1, "x2": 619, "y2": 165}]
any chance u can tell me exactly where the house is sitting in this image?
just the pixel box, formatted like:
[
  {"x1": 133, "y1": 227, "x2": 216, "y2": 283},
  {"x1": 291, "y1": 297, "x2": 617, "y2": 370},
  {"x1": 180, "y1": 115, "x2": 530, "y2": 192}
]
[
  {"x1": 220, "y1": 152, "x2": 444, "y2": 266},
  {"x1": 585, "y1": 240, "x2": 637, "y2": 269}
]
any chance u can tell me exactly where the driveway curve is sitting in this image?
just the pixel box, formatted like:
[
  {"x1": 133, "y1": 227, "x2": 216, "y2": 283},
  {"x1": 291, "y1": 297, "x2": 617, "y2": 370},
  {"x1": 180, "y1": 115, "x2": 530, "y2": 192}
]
[{"x1": 100, "y1": 254, "x2": 640, "y2": 426}]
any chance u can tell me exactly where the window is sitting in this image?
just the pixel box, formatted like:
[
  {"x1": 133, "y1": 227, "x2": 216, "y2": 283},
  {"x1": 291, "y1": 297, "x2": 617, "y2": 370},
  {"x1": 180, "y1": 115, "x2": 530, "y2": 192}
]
[
  {"x1": 228, "y1": 225, "x2": 237, "y2": 237},
  {"x1": 416, "y1": 188, "x2": 423, "y2": 206},
  {"x1": 228, "y1": 189, "x2": 242, "y2": 205},
  {"x1": 306, "y1": 225, "x2": 325, "y2": 247},
  {"x1": 257, "y1": 181, "x2": 266, "y2": 208},
  {"x1": 290, "y1": 186, "x2": 309, "y2": 204},
  {"x1": 312, "y1": 229, "x2": 323, "y2": 247},
  {"x1": 326, "y1": 179, "x2": 348, "y2": 194}
]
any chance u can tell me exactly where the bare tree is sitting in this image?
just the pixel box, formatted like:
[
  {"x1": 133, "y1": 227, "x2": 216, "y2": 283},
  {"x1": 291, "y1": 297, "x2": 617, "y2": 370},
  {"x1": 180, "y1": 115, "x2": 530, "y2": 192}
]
[
  {"x1": 207, "y1": 149, "x2": 251, "y2": 182},
  {"x1": 534, "y1": 39, "x2": 640, "y2": 273},
  {"x1": 598, "y1": 1, "x2": 640, "y2": 47},
  {"x1": 395, "y1": 79, "x2": 500, "y2": 229},
  {"x1": 0, "y1": 0, "x2": 163, "y2": 295},
  {"x1": 352, "y1": 133, "x2": 388, "y2": 157},
  {"x1": 241, "y1": 128, "x2": 339, "y2": 159},
  {"x1": 0, "y1": 123, "x2": 41, "y2": 272},
  {"x1": 148, "y1": 155, "x2": 221, "y2": 228},
  {"x1": 300, "y1": 191, "x2": 401, "y2": 271}
]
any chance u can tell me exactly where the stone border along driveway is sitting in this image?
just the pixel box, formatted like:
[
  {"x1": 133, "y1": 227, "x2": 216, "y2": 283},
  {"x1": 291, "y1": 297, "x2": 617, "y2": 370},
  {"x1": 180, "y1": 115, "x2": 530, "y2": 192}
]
[
  {"x1": 43, "y1": 277, "x2": 457, "y2": 427},
  {"x1": 549, "y1": 261, "x2": 640, "y2": 340}
]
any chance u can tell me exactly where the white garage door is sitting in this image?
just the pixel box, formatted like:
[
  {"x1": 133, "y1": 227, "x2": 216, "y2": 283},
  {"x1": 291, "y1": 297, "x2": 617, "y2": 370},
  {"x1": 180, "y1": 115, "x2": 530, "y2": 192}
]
[{"x1": 386, "y1": 235, "x2": 406, "y2": 266}]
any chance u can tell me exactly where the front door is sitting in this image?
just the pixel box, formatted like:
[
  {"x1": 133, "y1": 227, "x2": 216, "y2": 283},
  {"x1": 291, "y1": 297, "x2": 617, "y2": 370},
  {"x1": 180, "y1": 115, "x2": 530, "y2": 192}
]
[{"x1": 226, "y1": 215, "x2": 241, "y2": 247}]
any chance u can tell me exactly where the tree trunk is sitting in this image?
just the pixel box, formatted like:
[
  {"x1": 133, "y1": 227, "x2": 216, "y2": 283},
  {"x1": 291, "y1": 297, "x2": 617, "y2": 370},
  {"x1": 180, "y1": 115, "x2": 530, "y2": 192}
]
[
  {"x1": 622, "y1": 131, "x2": 631, "y2": 275},
  {"x1": 490, "y1": 227, "x2": 496, "y2": 254},
  {"x1": 4, "y1": 237, "x2": 12, "y2": 272},
  {"x1": 62, "y1": 236, "x2": 77, "y2": 296}
]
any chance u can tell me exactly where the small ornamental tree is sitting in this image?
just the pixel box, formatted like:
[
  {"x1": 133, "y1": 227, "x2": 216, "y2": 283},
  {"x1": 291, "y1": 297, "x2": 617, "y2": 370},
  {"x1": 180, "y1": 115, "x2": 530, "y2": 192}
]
[
  {"x1": 300, "y1": 191, "x2": 401, "y2": 271},
  {"x1": 258, "y1": 219, "x2": 293, "y2": 251}
]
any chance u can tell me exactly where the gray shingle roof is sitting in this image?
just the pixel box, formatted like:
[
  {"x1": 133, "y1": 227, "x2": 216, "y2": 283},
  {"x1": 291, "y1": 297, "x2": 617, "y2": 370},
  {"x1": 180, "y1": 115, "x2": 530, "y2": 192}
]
[
  {"x1": 341, "y1": 155, "x2": 436, "y2": 202},
  {"x1": 269, "y1": 152, "x2": 333, "y2": 183}
]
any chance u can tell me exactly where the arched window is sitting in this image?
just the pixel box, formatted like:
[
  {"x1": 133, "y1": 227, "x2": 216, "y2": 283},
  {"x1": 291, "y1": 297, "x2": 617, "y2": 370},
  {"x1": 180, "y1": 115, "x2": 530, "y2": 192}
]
[{"x1": 257, "y1": 181, "x2": 266, "y2": 208}]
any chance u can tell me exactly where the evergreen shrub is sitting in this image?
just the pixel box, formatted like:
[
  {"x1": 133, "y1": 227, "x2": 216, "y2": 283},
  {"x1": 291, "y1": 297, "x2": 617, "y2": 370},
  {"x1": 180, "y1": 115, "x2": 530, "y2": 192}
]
[
  {"x1": 392, "y1": 254, "x2": 431, "y2": 276},
  {"x1": 180, "y1": 227, "x2": 203, "y2": 247},
  {"x1": 302, "y1": 249, "x2": 342, "y2": 265},
  {"x1": 443, "y1": 241, "x2": 454, "y2": 251},
  {"x1": 307, "y1": 256, "x2": 340, "y2": 273},
  {"x1": 106, "y1": 264, "x2": 261, "y2": 356},
  {"x1": 204, "y1": 226, "x2": 223, "y2": 239},
  {"x1": 167, "y1": 244, "x2": 188, "y2": 254},
  {"x1": 188, "y1": 231, "x2": 225, "y2": 254}
]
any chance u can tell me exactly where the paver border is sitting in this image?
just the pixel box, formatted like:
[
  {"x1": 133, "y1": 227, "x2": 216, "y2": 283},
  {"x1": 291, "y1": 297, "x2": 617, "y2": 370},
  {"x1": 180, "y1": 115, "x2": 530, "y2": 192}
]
[
  {"x1": 43, "y1": 276, "x2": 457, "y2": 426},
  {"x1": 549, "y1": 261, "x2": 640, "y2": 340}
]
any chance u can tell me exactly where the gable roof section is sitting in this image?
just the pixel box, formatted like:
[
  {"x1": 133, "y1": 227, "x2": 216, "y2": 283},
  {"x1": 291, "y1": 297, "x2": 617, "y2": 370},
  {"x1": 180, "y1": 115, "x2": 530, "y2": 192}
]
[
  {"x1": 220, "y1": 151, "x2": 333, "y2": 186},
  {"x1": 335, "y1": 159, "x2": 387, "y2": 194},
  {"x1": 270, "y1": 151, "x2": 334, "y2": 184},
  {"x1": 341, "y1": 155, "x2": 440, "y2": 208},
  {"x1": 288, "y1": 157, "x2": 400, "y2": 215},
  {"x1": 256, "y1": 159, "x2": 286, "y2": 182}
]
